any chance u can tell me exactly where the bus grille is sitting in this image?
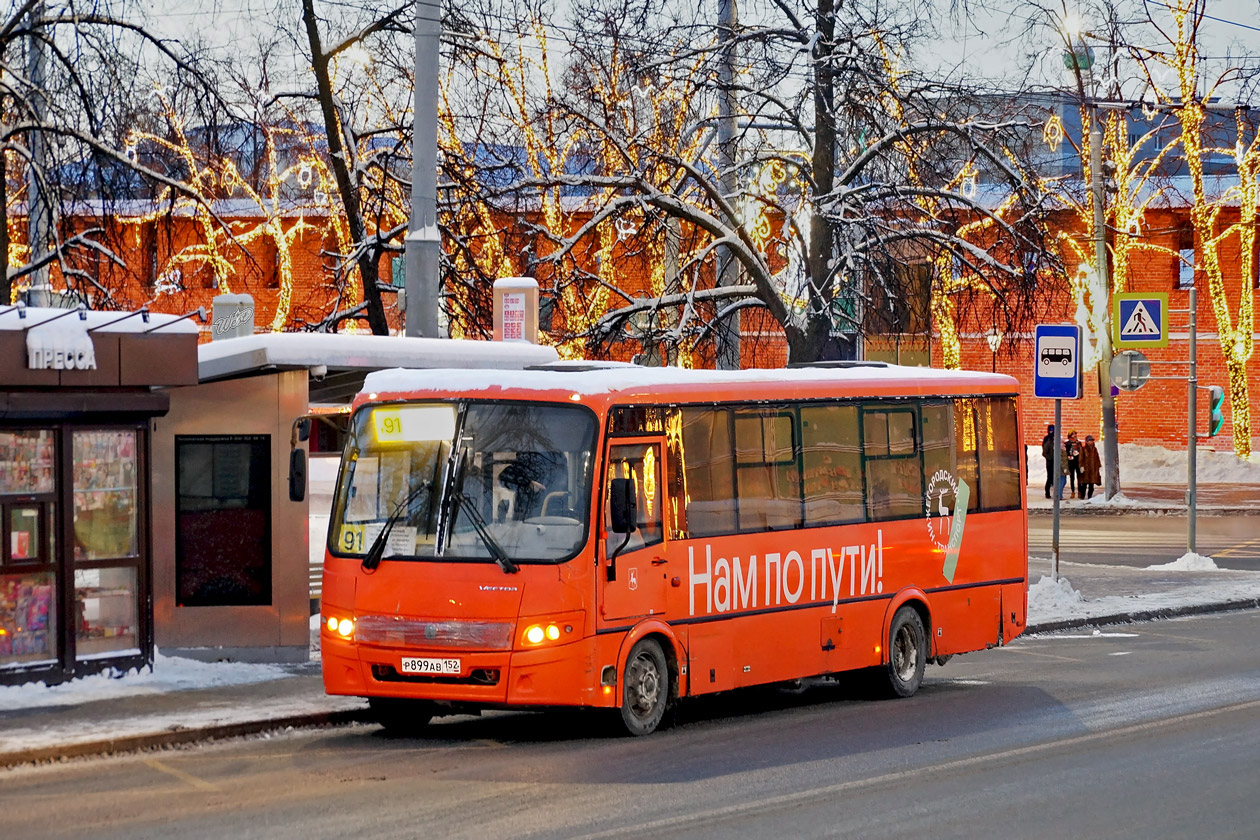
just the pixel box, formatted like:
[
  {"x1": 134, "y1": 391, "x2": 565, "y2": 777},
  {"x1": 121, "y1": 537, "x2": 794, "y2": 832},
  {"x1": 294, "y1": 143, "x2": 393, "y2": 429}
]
[{"x1": 371, "y1": 664, "x2": 501, "y2": 686}]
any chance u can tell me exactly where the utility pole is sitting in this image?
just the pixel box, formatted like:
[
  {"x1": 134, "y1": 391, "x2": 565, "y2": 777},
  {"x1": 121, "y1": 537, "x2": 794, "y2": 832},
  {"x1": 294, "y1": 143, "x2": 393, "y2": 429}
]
[
  {"x1": 1186, "y1": 287, "x2": 1197, "y2": 553},
  {"x1": 1064, "y1": 29, "x2": 1120, "y2": 499},
  {"x1": 405, "y1": 0, "x2": 440, "y2": 337},
  {"x1": 715, "y1": 0, "x2": 740, "y2": 369},
  {"x1": 1089, "y1": 113, "x2": 1120, "y2": 499},
  {"x1": 27, "y1": 1, "x2": 51, "y2": 308}
]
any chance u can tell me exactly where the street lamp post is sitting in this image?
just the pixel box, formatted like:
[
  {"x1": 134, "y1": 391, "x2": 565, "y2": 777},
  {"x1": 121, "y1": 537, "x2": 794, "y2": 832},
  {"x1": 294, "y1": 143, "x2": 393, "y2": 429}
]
[{"x1": 985, "y1": 327, "x2": 1003, "y2": 372}]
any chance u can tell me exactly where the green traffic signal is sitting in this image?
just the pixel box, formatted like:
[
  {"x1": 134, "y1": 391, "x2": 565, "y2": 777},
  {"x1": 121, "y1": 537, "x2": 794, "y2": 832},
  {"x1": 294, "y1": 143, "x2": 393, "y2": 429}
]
[{"x1": 1207, "y1": 385, "x2": 1226, "y2": 436}]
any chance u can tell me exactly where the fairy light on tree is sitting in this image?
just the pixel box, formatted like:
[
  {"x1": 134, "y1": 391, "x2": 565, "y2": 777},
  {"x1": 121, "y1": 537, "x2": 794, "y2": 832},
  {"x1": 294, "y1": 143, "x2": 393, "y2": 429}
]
[{"x1": 1140, "y1": 0, "x2": 1254, "y2": 457}]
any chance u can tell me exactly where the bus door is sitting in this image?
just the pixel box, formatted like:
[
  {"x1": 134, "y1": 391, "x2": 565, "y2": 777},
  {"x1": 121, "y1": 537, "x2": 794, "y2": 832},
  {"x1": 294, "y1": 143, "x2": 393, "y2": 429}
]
[{"x1": 599, "y1": 438, "x2": 668, "y2": 622}]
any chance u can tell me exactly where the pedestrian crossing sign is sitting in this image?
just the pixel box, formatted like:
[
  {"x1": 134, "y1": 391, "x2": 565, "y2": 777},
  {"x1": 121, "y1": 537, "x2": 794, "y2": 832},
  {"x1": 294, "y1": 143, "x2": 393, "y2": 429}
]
[{"x1": 1113, "y1": 293, "x2": 1169, "y2": 348}]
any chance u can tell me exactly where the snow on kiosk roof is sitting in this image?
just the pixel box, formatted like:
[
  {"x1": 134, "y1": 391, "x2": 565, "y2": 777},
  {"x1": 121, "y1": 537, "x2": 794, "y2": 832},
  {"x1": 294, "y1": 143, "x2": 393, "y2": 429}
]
[
  {"x1": 198, "y1": 332, "x2": 559, "y2": 383},
  {"x1": 360, "y1": 362, "x2": 1019, "y2": 407}
]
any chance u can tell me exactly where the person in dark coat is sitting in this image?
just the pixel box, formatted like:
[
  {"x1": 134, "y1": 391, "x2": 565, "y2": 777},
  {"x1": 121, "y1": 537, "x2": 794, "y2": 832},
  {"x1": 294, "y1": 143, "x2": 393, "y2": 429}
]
[
  {"x1": 1040, "y1": 424, "x2": 1055, "y2": 499},
  {"x1": 1079, "y1": 435, "x2": 1102, "y2": 499},
  {"x1": 1065, "y1": 430, "x2": 1082, "y2": 497}
]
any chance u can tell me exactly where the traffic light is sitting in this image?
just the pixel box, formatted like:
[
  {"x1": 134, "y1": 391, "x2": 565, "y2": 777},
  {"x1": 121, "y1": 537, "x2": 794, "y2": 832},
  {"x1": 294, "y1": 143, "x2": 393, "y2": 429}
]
[{"x1": 1207, "y1": 386, "x2": 1226, "y2": 436}]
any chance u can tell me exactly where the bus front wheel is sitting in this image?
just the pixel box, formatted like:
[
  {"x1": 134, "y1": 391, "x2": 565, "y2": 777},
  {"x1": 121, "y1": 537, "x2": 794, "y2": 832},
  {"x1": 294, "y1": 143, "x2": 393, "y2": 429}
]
[
  {"x1": 369, "y1": 697, "x2": 436, "y2": 735},
  {"x1": 884, "y1": 606, "x2": 927, "y2": 698},
  {"x1": 620, "y1": 638, "x2": 670, "y2": 736}
]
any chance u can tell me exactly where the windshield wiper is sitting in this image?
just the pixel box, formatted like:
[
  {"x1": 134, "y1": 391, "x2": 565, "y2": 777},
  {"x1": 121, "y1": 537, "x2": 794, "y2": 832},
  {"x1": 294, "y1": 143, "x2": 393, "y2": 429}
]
[
  {"x1": 450, "y1": 491, "x2": 519, "y2": 574},
  {"x1": 362, "y1": 481, "x2": 432, "y2": 571}
]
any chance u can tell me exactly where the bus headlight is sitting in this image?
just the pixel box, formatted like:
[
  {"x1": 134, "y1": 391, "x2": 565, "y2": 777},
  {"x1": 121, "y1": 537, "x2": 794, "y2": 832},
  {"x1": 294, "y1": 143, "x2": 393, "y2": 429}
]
[
  {"x1": 324, "y1": 614, "x2": 355, "y2": 638},
  {"x1": 518, "y1": 612, "x2": 583, "y2": 648}
]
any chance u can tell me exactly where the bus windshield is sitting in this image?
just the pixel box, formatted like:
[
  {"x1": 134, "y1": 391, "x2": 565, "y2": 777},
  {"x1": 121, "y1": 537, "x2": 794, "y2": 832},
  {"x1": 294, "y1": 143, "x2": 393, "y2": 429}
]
[{"x1": 330, "y1": 400, "x2": 597, "y2": 564}]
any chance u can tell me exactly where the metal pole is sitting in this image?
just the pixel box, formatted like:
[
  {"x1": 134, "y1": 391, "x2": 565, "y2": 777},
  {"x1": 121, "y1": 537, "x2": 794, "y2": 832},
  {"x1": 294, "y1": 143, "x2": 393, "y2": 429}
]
[
  {"x1": 1187, "y1": 287, "x2": 1197, "y2": 554},
  {"x1": 1052, "y1": 399, "x2": 1062, "y2": 581},
  {"x1": 405, "y1": 0, "x2": 440, "y2": 337},
  {"x1": 27, "y1": 1, "x2": 51, "y2": 308},
  {"x1": 1090, "y1": 113, "x2": 1119, "y2": 498},
  {"x1": 715, "y1": 0, "x2": 740, "y2": 369}
]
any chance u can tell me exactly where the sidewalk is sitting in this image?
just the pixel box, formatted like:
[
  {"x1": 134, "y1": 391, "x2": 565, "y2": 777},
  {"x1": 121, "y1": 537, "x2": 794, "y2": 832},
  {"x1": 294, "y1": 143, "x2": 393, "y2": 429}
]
[
  {"x1": 4, "y1": 498, "x2": 1260, "y2": 769},
  {"x1": 1027, "y1": 481, "x2": 1260, "y2": 515}
]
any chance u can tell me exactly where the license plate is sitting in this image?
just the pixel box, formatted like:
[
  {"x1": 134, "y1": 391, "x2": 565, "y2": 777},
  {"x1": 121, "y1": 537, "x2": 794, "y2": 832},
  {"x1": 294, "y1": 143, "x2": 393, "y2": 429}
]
[{"x1": 399, "y1": 656, "x2": 461, "y2": 675}]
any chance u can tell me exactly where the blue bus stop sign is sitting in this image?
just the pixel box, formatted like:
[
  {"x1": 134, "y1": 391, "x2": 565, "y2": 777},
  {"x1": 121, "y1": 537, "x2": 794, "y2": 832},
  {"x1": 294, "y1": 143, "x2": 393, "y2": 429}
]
[{"x1": 1034, "y1": 324, "x2": 1082, "y2": 399}]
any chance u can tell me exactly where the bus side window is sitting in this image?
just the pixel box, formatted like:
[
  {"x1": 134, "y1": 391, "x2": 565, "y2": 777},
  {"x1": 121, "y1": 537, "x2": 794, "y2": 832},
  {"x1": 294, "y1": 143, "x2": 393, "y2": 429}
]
[
  {"x1": 680, "y1": 408, "x2": 735, "y2": 537},
  {"x1": 954, "y1": 399, "x2": 983, "y2": 513},
  {"x1": 863, "y1": 408, "x2": 923, "y2": 521},
  {"x1": 734, "y1": 408, "x2": 800, "y2": 532},
  {"x1": 978, "y1": 398, "x2": 1022, "y2": 510},
  {"x1": 921, "y1": 402, "x2": 955, "y2": 486},
  {"x1": 800, "y1": 404, "x2": 865, "y2": 527},
  {"x1": 605, "y1": 443, "x2": 663, "y2": 555}
]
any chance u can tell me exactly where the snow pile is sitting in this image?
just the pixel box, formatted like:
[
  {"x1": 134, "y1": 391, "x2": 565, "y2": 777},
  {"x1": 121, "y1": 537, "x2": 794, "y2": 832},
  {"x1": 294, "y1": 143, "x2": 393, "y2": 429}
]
[
  {"x1": 1080, "y1": 491, "x2": 1145, "y2": 508},
  {"x1": 310, "y1": 613, "x2": 322, "y2": 655},
  {"x1": 1148, "y1": 552, "x2": 1219, "y2": 571},
  {"x1": 1027, "y1": 573, "x2": 1084, "y2": 619},
  {"x1": 0, "y1": 651, "x2": 290, "y2": 711},
  {"x1": 1027, "y1": 442, "x2": 1260, "y2": 486}
]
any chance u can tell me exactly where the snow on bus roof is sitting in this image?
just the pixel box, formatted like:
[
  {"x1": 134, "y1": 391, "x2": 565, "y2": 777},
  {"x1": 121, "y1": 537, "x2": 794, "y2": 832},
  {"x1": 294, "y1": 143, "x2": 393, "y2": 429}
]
[{"x1": 362, "y1": 362, "x2": 1015, "y2": 399}]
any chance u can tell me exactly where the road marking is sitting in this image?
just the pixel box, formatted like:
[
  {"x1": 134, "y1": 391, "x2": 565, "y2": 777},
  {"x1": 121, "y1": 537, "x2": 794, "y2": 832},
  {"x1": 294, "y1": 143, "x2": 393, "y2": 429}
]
[
  {"x1": 143, "y1": 758, "x2": 217, "y2": 792},
  {"x1": 573, "y1": 698, "x2": 1260, "y2": 839},
  {"x1": 993, "y1": 647, "x2": 1083, "y2": 662},
  {"x1": 1214, "y1": 537, "x2": 1260, "y2": 559}
]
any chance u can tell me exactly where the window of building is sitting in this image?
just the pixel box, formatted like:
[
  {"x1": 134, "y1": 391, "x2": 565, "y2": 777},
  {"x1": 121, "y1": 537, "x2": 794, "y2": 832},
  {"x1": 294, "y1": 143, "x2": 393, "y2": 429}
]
[
  {"x1": 1177, "y1": 228, "x2": 1195, "y2": 289},
  {"x1": 176, "y1": 435, "x2": 272, "y2": 607}
]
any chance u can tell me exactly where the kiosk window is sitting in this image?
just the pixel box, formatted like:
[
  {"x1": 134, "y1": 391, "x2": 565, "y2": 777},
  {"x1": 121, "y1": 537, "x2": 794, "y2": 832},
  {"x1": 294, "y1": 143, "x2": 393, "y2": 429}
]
[{"x1": 176, "y1": 436, "x2": 272, "y2": 607}]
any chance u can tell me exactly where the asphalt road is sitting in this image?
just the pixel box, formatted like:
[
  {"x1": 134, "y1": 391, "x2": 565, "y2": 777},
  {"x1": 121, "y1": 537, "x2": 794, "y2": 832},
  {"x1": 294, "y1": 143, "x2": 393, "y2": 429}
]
[
  {"x1": 1029, "y1": 512, "x2": 1260, "y2": 570},
  {"x1": 3, "y1": 611, "x2": 1260, "y2": 839}
]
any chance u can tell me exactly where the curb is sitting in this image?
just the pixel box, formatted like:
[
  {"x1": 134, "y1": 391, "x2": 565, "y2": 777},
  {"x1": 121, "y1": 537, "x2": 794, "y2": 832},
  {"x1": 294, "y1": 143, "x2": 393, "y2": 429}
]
[
  {"x1": 1028, "y1": 506, "x2": 1260, "y2": 517},
  {"x1": 0, "y1": 707, "x2": 369, "y2": 770},
  {"x1": 1025, "y1": 597, "x2": 1260, "y2": 635}
]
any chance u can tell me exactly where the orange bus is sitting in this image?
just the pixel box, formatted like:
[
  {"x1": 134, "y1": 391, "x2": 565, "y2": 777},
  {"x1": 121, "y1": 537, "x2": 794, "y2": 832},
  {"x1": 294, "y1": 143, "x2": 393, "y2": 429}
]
[{"x1": 320, "y1": 361, "x2": 1027, "y2": 735}]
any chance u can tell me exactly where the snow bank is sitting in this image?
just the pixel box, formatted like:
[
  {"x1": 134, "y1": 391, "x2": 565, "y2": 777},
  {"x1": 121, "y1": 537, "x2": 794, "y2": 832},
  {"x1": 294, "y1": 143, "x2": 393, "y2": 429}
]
[
  {"x1": 1027, "y1": 441, "x2": 1260, "y2": 485},
  {"x1": 0, "y1": 651, "x2": 290, "y2": 711},
  {"x1": 1148, "y1": 552, "x2": 1219, "y2": 571}
]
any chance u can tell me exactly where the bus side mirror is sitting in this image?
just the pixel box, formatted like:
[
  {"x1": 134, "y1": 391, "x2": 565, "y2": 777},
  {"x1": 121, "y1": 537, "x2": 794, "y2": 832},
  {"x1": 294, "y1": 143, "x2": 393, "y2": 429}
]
[
  {"x1": 296, "y1": 417, "x2": 312, "y2": 442},
  {"x1": 289, "y1": 448, "x2": 307, "y2": 502},
  {"x1": 609, "y1": 478, "x2": 637, "y2": 534}
]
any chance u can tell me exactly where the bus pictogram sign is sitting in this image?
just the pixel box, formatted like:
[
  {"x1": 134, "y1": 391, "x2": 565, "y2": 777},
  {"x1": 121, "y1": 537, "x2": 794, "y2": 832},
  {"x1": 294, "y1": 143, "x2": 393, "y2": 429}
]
[{"x1": 1034, "y1": 324, "x2": 1081, "y2": 399}]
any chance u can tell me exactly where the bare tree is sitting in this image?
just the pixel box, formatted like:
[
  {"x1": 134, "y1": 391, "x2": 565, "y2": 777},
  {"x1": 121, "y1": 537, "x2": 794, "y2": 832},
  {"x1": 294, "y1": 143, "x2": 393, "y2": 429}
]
[
  {"x1": 441, "y1": 0, "x2": 1059, "y2": 363},
  {"x1": 1, "y1": 0, "x2": 224, "y2": 307},
  {"x1": 293, "y1": 0, "x2": 414, "y2": 334}
]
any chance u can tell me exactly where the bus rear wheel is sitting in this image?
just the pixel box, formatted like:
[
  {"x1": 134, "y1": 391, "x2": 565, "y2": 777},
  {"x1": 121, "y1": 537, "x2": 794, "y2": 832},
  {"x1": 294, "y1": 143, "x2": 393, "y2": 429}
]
[
  {"x1": 619, "y1": 638, "x2": 670, "y2": 736},
  {"x1": 369, "y1": 697, "x2": 436, "y2": 735},
  {"x1": 883, "y1": 606, "x2": 927, "y2": 698}
]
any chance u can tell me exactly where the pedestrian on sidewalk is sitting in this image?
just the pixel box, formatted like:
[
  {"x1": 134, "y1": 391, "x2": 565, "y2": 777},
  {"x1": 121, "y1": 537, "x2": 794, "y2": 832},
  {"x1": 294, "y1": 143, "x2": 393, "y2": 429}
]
[
  {"x1": 1057, "y1": 440, "x2": 1070, "y2": 500},
  {"x1": 1066, "y1": 430, "x2": 1082, "y2": 497},
  {"x1": 1080, "y1": 434, "x2": 1102, "y2": 499},
  {"x1": 1041, "y1": 424, "x2": 1055, "y2": 499}
]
